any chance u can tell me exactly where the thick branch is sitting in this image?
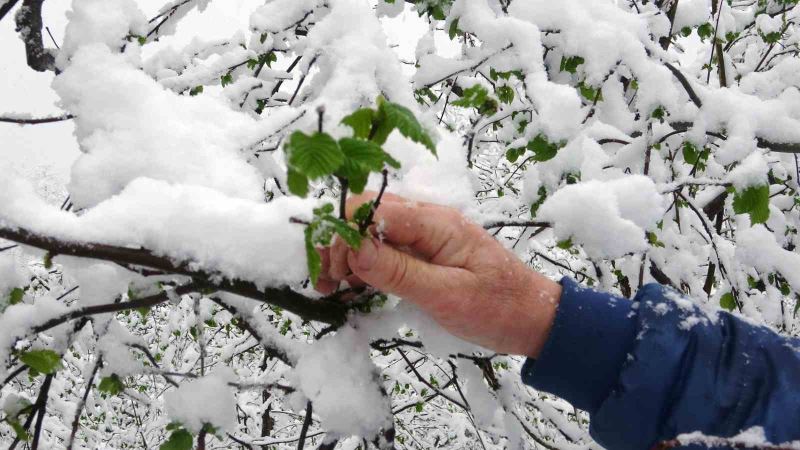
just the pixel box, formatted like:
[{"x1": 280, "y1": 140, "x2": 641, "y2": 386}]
[
  {"x1": 0, "y1": 225, "x2": 348, "y2": 325},
  {"x1": 14, "y1": 0, "x2": 55, "y2": 72}
]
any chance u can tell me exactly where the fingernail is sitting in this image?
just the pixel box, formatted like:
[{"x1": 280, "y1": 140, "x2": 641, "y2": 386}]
[{"x1": 355, "y1": 238, "x2": 378, "y2": 270}]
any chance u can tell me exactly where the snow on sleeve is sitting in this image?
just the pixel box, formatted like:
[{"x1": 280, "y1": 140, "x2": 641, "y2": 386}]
[
  {"x1": 291, "y1": 325, "x2": 391, "y2": 438},
  {"x1": 164, "y1": 369, "x2": 237, "y2": 433},
  {"x1": 52, "y1": 44, "x2": 267, "y2": 208},
  {"x1": 537, "y1": 176, "x2": 664, "y2": 258},
  {"x1": 0, "y1": 176, "x2": 313, "y2": 287}
]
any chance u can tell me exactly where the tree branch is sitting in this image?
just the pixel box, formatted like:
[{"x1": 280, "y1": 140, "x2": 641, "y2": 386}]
[
  {"x1": 0, "y1": 225, "x2": 348, "y2": 325},
  {"x1": 14, "y1": 0, "x2": 56, "y2": 72},
  {"x1": 0, "y1": 114, "x2": 73, "y2": 125}
]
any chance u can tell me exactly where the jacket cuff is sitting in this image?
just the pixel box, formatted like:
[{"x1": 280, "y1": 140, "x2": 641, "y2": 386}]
[{"x1": 521, "y1": 277, "x2": 637, "y2": 414}]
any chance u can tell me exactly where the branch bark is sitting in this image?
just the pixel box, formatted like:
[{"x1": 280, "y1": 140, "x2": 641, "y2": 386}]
[
  {"x1": 0, "y1": 225, "x2": 348, "y2": 325},
  {"x1": 14, "y1": 0, "x2": 56, "y2": 72}
]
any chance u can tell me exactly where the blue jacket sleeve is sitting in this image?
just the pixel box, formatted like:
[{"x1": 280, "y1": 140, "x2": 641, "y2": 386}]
[{"x1": 521, "y1": 277, "x2": 800, "y2": 449}]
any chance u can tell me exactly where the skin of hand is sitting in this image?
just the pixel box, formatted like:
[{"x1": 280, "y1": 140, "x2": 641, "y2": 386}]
[{"x1": 316, "y1": 192, "x2": 563, "y2": 359}]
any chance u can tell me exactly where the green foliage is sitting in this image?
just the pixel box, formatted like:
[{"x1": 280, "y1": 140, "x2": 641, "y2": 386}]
[
  {"x1": 161, "y1": 427, "x2": 193, "y2": 450},
  {"x1": 289, "y1": 98, "x2": 433, "y2": 283},
  {"x1": 556, "y1": 238, "x2": 573, "y2": 250},
  {"x1": 527, "y1": 134, "x2": 564, "y2": 162},
  {"x1": 188, "y1": 85, "x2": 203, "y2": 96},
  {"x1": 560, "y1": 55, "x2": 585, "y2": 74},
  {"x1": 220, "y1": 73, "x2": 233, "y2": 87},
  {"x1": 286, "y1": 132, "x2": 345, "y2": 180},
  {"x1": 452, "y1": 85, "x2": 498, "y2": 115},
  {"x1": 496, "y1": 85, "x2": 515, "y2": 104},
  {"x1": 720, "y1": 292, "x2": 737, "y2": 311},
  {"x1": 682, "y1": 142, "x2": 710, "y2": 168},
  {"x1": 647, "y1": 231, "x2": 665, "y2": 248},
  {"x1": 43, "y1": 252, "x2": 53, "y2": 269},
  {"x1": 20, "y1": 349, "x2": 62, "y2": 375},
  {"x1": 303, "y1": 204, "x2": 363, "y2": 286},
  {"x1": 8, "y1": 287, "x2": 25, "y2": 305},
  {"x1": 577, "y1": 81, "x2": 602, "y2": 102},
  {"x1": 733, "y1": 185, "x2": 771, "y2": 224},
  {"x1": 505, "y1": 147, "x2": 525, "y2": 163},
  {"x1": 286, "y1": 168, "x2": 309, "y2": 197},
  {"x1": 530, "y1": 186, "x2": 548, "y2": 218},
  {"x1": 373, "y1": 98, "x2": 437, "y2": 155},
  {"x1": 697, "y1": 23, "x2": 714, "y2": 41},
  {"x1": 448, "y1": 18, "x2": 461, "y2": 39},
  {"x1": 342, "y1": 109, "x2": 376, "y2": 139},
  {"x1": 98, "y1": 374, "x2": 125, "y2": 396},
  {"x1": 651, "y1": 106, "x2": 666, "y2": 121}
]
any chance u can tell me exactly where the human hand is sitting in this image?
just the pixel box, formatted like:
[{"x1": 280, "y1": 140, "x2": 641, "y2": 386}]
[{"x1": 316, "y1": 192, "x2": 562, "y2": 358}]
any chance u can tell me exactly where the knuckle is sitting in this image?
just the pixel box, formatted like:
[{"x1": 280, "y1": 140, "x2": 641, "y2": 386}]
[{"x1": 386, "y1": 253, "x2": 411, "y2": 291}]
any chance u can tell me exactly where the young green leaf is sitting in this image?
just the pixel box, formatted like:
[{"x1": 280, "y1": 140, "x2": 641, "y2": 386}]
[
  {"x1": 160, "y1": 428, "x2": 193, "y2": 450},
  {"x1": 20, "y1": 349, "x2": 62, "y2": 375},
  {"x1": 496, "y1": 85, "x2": 515, "y2": 104},
  {"x1": 448, "y1": 18, "x2": 461, "y2": 39},
  {"x1": 527, "y1": 134, "x2": 562, "y2": 162},
  {"x1": 375, "y1": 98, "x2": 437, "y2": 156},
  {"x1": 342, "y1": 108, "x2": 376, "y2": 140},
  {"x1": 285, "y1": 131, "x2": 345, "y2": 179},
  {"x1": 353, "y1": 201, "x2": 374, "y2": 226},
  {"x1": 339, "y1": 138, "x2": 387, "y2": 172},
  {"x1": 560, "y1": 55, "x2": 585, "y2": 74},
  {"x1": 452, "y1": 85, "x2": 489, "y2": 109},
  {"x1": 304, "y1": 227, "x2": 322, "y2": 286},
  {"x1": 98, "y1": 374, "x2": 125, "y2": 396},
  {"x1": 733, "y1": 185, "x2": 770, "y2": 224},
  {"x1": 286, "y1": 168, "x2": 309, "y2": 197},
  {"x1": 719, "y1": 292, "x2": 737, "y2": 311},
  {"x1": 8, "y1": 287, "x2": 25, "y2": 305}
]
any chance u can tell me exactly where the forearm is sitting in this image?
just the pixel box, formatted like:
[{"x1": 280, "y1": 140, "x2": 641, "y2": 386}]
[{"x1": 522, "y1": 278, "x2": 800, "y2": 449}]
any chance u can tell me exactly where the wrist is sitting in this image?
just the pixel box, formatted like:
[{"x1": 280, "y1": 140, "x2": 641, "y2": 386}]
[{"x1": 517, "y1": 267, "x2": 562, "y2": 358}]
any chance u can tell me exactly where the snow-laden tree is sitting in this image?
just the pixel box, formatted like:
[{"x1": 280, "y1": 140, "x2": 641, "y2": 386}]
[{"x1": 1, "y1": 0, "x2": 799, "y2": 448}]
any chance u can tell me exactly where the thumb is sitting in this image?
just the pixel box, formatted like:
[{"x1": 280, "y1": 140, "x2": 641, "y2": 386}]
[{"x1": 347, "y1": 237, "x2": 473, "y2": 302}]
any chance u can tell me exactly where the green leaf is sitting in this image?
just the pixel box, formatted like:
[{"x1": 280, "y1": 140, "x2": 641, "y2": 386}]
[
  {"x1": 452, "y1": 85, "x2": 489, "y2": 109},
  {"x1": 496, "y1": 85, "x2": 514, "y2": 104},
  {"x1": 415, "y1": 402, "x2": 424, "y2": 413},
  {"x1": 341, "y1": 108, "x2": 375, "y2": 140},
  {"x1": 220, "y1": 73, "x2": 233, "y2": 87},
  {"x1": 189, "y1": 85, "x2": 203, "y2": 96},
  {"x1": 324, "y1": 217, "x2": 363, "y2": 249},
  {"x1": 8, "y1": 287, "x2": 25, "y2": 305},
  {"x1": 286, "y1": 168, "x2": 309, "y2": 197},
  {"x1": 137, "y1": 36, "x2": 147, "y2": 46},
  {"x1": 719, "y1": 292, "x2": 736, "y2": 311},
  {"x1": 448, "y1": 18, "x2": 461, "y2": 39},
  {"x1": 697, "y1": 23, "x2": 714, "y2": 41},
  {"x1": 98, "y1": 374, "x2": 125, "y2": 396},
  {"x1": 527, "y1": 134, "x2": 562, "y2": 162},
  {"x1": 160, "y1": 428, "x2": 193, "y2": 450},
  {"x1": 342, "y1": 163, "x2": 369, "y2": 194},
  {"x1": 339, "y1": 138, "x2": 387, "y2": 172},
  {"x1": 651, "y1": 106, "x2": 666, "y2": 121},
  {"x1": 9, "y1": 420, "x2": 29, "y2": 441},
  {"x1": 682, "y1": 142, "x2": 700, "y2": 164},
  {"x1": 556, "y1": 238, "x2": 573, "y2": 250},
  {"x1": 578, "y1": 82, "x2": 602, "y2": 102},
  {"x1": 20, "y1": 350, "x2": 62, "y2": 375},
  {"x1": 353, "y1": 201, "x2": 374, "y2": 226},
  {"x1": 43, "y1": 252, "x2": 53, "y2": 269},
  {"x1": 560, "y1": 55, "x2": 585, "y2": 74},
  {"x1": 505, "y1": 147, "x2": 525, "y2": 163},
  {"x1": 304, "y1": 227, "x2": 322, "y2": 286},
  {"x1": 285, "y1": 131, "x2": 345, "y2": 179},
  {"x1": 647, "y1": 232, "x2": 665, "y2": 248},
  {"x1": 733, "y1": 185, "x2": 770, "y2": 225},
  {"x1": 376, "y1": 98, "x2": 437, "y2": 156}
]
